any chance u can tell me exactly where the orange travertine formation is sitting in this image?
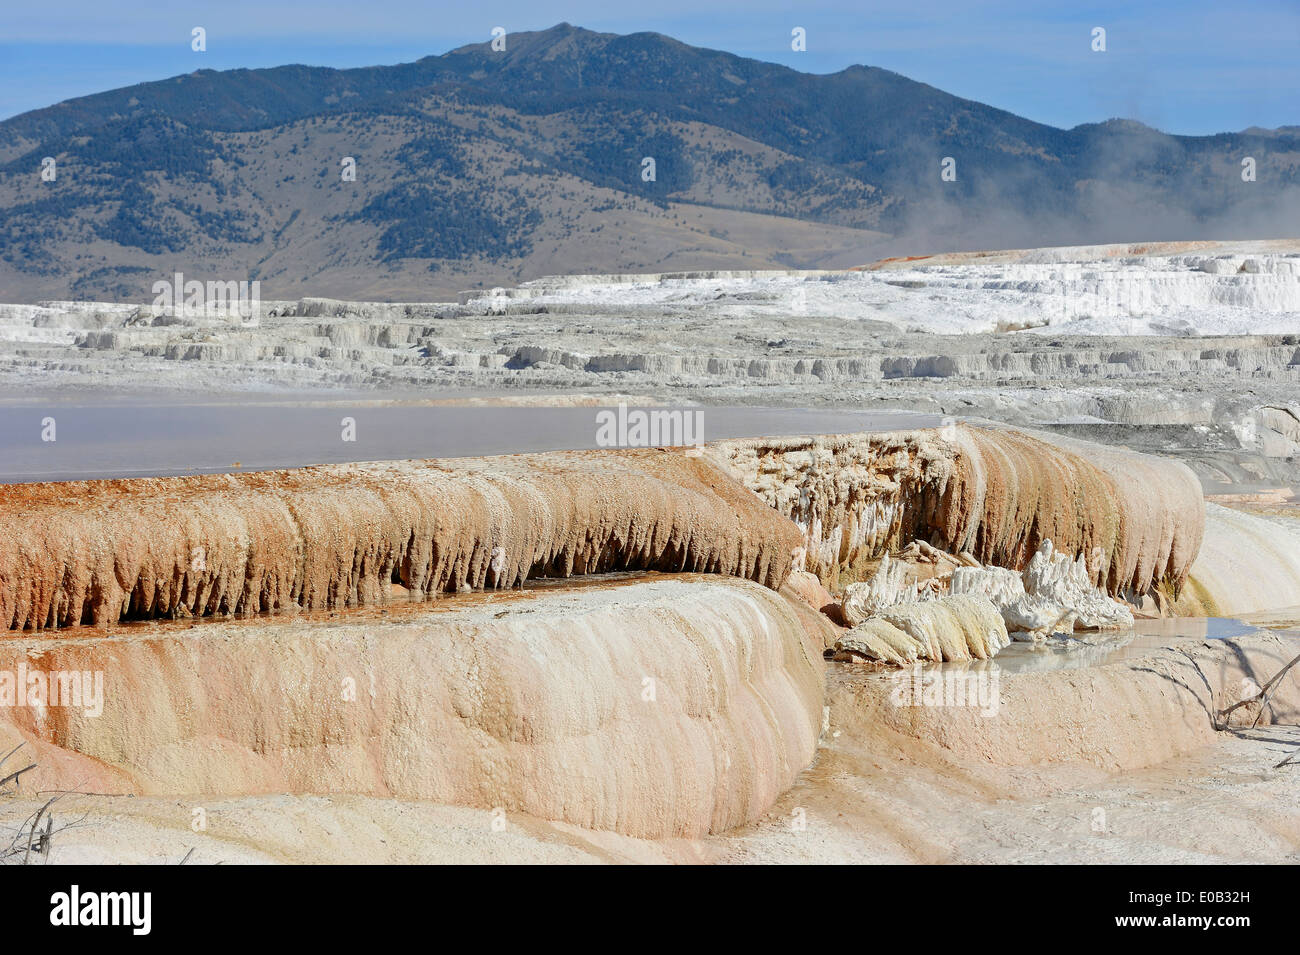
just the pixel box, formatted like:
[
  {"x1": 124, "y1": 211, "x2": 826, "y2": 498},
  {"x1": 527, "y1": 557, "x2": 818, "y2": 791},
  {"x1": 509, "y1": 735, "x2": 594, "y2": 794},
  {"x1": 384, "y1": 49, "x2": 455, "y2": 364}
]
[
  {"x1": 0, "y1": 577, "x2": 832, "y2": 839},
  {"x1": 0, "y1": 448, "x2": 802, "y2": 630},
  {"x1": 1, "y1": 425, "x2": 1206, "y2": 631}
]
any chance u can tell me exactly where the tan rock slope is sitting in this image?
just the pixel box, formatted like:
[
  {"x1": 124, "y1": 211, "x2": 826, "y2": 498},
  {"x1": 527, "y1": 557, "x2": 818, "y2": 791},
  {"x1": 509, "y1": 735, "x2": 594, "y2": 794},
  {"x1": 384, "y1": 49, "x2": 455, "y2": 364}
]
[
  {"x1": 0, "y1": 577, "x2": 833, "y2": 840},
  {"x1": 0, "y1": 449, "x2": 802, "y2": 630},
  {"x1": 847, "y1": 630, "x2": 1300, "y2": 772},
  {"x1": 1178, "y1": 503, "x2": 1300, "y2": 616},
  {"x1": 7, "y1": 623, "x2": 1296, "y2": 861},
  {"x1": 706, "y1": 425, "x2": 1204, "y2": 597}
]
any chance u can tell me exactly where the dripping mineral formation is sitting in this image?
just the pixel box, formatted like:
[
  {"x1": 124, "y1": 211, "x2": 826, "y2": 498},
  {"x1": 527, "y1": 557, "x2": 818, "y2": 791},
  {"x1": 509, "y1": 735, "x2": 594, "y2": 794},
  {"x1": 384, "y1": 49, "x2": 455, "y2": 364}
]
[
  {"x1": 0, "y1": 448, "x2": 801, "y2": 630},
  {"x1": 1, "y1": 424, "x2": 1202, "y2": 631},
  {"x1": 706, "y1": 425, "x2": 1203, "y2": 597}
]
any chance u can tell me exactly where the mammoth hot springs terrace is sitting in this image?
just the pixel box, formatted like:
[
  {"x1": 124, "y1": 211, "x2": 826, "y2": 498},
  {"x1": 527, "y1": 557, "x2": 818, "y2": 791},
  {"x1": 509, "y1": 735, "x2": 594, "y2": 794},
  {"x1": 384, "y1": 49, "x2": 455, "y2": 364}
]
[{"x1": 3, "y1": 240, "x2": 1300, "y2": 864}]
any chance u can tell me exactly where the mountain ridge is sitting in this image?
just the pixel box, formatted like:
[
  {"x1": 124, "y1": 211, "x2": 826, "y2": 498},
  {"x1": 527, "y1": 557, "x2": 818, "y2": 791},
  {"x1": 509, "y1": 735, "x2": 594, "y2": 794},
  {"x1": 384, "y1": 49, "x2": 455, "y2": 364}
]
[{"x1": 1, "y1": 22, "x2": 1296, "y2": 302}]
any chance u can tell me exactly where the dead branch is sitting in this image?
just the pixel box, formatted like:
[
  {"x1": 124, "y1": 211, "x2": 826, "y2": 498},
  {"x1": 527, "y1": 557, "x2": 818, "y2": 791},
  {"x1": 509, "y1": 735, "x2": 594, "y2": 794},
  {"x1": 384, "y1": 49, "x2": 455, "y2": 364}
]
[
  {"x1": 0, "y1": 745, "x2": 88, "y2": 865},
  {"x1": 1218, "y1": 651, "x2": 1300, "y2": 729}
]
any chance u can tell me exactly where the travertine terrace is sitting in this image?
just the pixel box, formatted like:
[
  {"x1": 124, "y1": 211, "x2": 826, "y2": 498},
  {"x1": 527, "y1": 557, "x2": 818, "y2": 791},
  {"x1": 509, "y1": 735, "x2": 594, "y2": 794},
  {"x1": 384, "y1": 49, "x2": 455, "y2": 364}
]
[
  {"x1": 5, "y1": 242, "x2": 1299, "y2": 488},
  {"x1": 0, "y1": 448, "x2": 801, "y2": 630},
  {"x1": 1179, "y1": 503, "x2": 1300, "y2": 616},
  {"x1": 0, "y1": 577, "x2": 832, "y2": 840},
  {"x1": 4, "y1": 241, "x2": 1300, "y2": 864},
  {"x1": 2, "y1": 424, "x2": 1203, "y2": 631},
  {"x1": 706, "y1": 425, "x2": 1204, "y2": 595}
]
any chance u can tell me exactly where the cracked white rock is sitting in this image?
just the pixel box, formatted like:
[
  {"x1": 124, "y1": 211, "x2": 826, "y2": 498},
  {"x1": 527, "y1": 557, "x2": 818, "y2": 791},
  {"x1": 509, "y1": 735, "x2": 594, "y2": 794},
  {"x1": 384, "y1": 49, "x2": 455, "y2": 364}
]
[
  {"x1": 950, "y1": 539, "x2": 1134, "y2": 639},
  {"x1": 839, "y1": 554, "x2": 918, "y2": 627}
]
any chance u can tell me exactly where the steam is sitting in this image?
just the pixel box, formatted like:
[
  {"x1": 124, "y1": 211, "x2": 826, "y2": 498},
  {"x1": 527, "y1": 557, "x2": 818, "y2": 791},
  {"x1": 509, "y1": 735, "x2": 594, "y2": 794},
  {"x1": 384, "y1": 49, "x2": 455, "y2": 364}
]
[{"x1": 848, "y1": 125, "x2": 1300, "y2": 260}]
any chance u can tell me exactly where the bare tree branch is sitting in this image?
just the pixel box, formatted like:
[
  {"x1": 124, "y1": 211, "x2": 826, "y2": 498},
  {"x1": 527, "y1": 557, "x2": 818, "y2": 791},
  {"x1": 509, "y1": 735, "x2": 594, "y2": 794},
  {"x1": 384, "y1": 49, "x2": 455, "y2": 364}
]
[
  {"x1": 1, "y1": 746, "x2": 88, "y2": 865},
  {"x1": 1218, "y1": 651, "x2": 1300, "y2": 729}
]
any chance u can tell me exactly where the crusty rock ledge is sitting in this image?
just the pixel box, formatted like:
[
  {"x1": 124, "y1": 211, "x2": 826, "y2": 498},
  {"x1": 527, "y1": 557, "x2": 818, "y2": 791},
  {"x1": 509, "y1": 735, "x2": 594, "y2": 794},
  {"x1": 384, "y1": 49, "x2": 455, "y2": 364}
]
[
  {"x1": 706, "y1": 424, "x2": 1204, "y2": 596},
  {"x1": 0, "y1": 449, "x2": 802, "y2": 630},
  {"x1": 1, "y1": 425, "x2": 1206, "y2": 630}
]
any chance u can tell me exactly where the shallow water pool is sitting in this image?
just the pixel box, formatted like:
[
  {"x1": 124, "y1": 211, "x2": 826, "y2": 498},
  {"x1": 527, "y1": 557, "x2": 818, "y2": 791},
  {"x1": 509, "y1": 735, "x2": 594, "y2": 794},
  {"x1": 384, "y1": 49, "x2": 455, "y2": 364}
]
[{"x1": 0, "y1": 396, "x2": 938, "y2": 482}]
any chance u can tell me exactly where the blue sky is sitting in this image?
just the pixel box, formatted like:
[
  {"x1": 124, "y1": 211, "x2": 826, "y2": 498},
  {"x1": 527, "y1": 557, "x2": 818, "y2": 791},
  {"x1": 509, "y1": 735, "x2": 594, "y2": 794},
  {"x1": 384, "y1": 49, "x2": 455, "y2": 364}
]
[{"x1": 2, "y1": 1, "x2": 1298, "y2": 134}]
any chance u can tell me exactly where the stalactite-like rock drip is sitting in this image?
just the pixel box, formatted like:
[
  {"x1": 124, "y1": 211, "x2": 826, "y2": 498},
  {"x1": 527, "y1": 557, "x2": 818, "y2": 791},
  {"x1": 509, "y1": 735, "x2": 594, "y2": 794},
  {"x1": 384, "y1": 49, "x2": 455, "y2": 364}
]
[
  {"x1": 0, "y1": 449, "x2": 804, "y2": 630},
  {"x1": 706, "y1": 425, "x2": 1204, "y2": 595}
]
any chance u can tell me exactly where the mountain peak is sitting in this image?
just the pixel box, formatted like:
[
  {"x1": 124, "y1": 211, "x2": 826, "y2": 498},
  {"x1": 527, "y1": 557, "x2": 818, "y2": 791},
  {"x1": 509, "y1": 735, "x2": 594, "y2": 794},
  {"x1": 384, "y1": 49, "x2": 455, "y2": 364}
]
[{"x1": 448, "y1": 22, "x2": 614, "y2": 58}]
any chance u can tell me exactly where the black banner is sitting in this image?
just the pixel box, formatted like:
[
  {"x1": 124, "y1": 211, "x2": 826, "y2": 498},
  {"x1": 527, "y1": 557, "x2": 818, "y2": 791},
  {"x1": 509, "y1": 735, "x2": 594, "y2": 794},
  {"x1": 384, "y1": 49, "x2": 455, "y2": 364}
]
[{"x1": 0, "y1": 865, "x2": 1279, "y2": 941}]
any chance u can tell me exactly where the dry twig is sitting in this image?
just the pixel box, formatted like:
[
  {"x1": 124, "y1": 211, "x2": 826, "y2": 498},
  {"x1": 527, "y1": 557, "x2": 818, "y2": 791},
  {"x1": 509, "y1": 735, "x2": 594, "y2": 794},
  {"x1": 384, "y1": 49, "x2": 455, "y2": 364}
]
[{"x1": 1218, "y1": 651, "x2": 1300, "y2": 729}]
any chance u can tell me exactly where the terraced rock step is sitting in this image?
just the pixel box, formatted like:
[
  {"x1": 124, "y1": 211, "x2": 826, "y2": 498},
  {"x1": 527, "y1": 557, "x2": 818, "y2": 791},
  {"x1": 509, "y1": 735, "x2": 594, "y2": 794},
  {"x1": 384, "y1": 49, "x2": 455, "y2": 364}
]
[
  {"x1": 0, "y1": 577, "x2": 832, "y2": 839},
  {"x1": 4, "y1": 245, "x2": 1299, "y2": 481},
  {"x1": 707, "y1": 425, "x2": 1203, "y2": 596}
]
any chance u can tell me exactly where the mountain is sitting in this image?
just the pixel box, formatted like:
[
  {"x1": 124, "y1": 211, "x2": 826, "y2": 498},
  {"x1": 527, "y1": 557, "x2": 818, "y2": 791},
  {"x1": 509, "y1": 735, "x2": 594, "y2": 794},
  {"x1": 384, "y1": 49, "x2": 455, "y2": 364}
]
[{"x1": 1, "y1": 23, "x2": 1297, "y2": 302}]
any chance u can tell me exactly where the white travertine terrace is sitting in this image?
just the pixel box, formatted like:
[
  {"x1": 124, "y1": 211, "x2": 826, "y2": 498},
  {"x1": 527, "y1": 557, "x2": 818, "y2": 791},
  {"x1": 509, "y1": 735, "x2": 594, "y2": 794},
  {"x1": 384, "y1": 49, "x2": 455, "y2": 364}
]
[
  {"x1": 1180, "y1": 503, "x2": 1300, "y2": 616},
  {"x1": 477, "y1": 241, "x2": 1300, "y2": 336},
  {"x1": 1, "y1": 243, "x2": 1298, "y2": 401}
]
